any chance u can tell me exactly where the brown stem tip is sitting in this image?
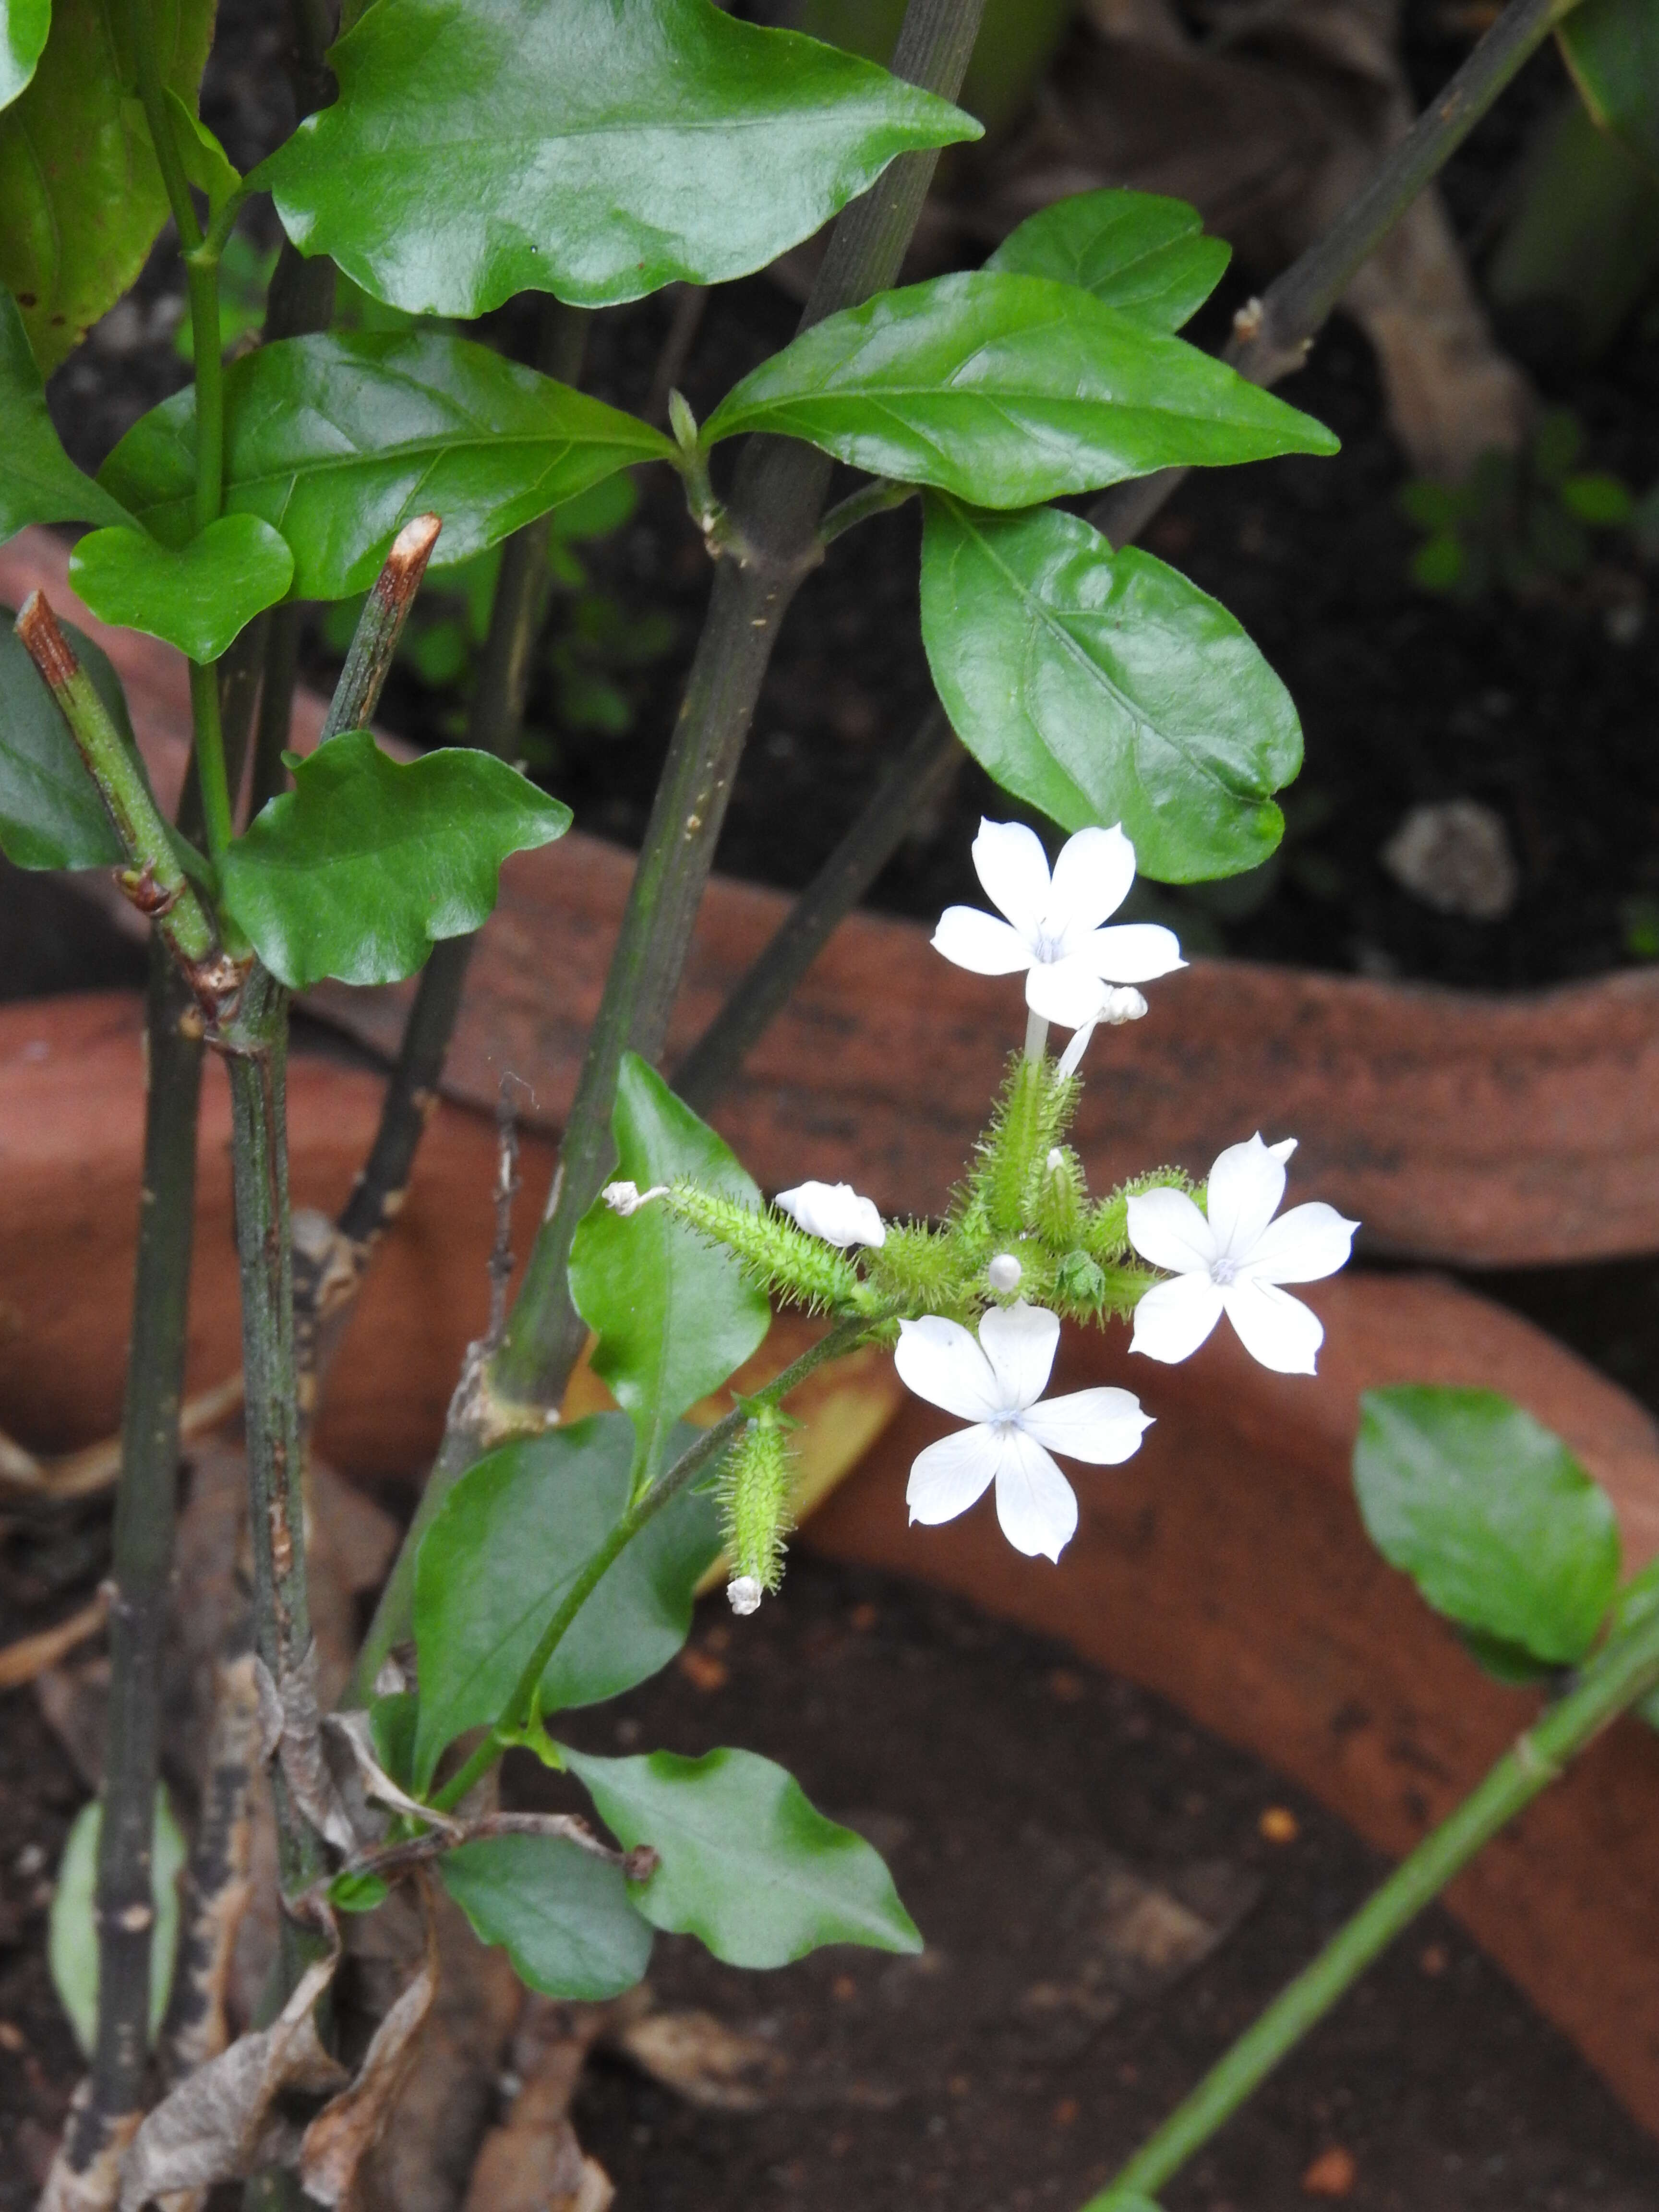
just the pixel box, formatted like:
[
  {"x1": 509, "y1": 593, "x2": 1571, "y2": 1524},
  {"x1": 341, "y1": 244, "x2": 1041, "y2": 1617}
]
[
  {"x1": 377, "y1": 513, "x2": 443, "y2": 609},
  {"x1": 15, "y1": 589, "x2": 79, "y2": 692}
]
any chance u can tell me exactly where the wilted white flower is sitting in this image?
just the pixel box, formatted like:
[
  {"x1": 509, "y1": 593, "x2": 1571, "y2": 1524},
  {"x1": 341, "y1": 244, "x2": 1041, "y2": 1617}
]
[
  {"x1": 987, "y1": 1252, "x2": 1023, "y2": 1293},
  {"x1": 602, "y1": 1180, "x2": 668, "y2": 1216},
  {"x1": 727, "y1": 1575, "x2": 764, "y2": 1616},
  {"x1": 1056, "y1": 984, "x2": 1150, "y2": 1079},
  {"x1": 776, "y1": 1179, "x2": 886, "y2": 1249},
  {"x1": 931, "y1": 820, "x2": 1183, "y2": 1028},
  {"x1": 895, "y1": 1302, "x2": 1151, "y2": 1562},
  {"x1": 1127, "y1": 1136, "x2": 1358, "y2": 1376}
]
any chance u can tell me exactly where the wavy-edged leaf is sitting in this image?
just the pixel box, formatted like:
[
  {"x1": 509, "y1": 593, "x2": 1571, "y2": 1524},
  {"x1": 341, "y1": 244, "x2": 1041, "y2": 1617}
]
[
  {"x1": 0, "y1": 289, "x2": 135, "y2": 540},
  {"x1": 219, "y1": 730, "x2": 570, "y2": 988},
  {"x1": 920, "y1": 494, "x2": 1300, "y2": 881},
  {"x1": 439, "y1": 1832, "x2": 652, "y2": 1999},
  {"x1": 564, "y1": 1744, "x2": 922, "y2": 1968},
  {"x1": 570, "y1": 1054, "x2": 769, "y2": 1486},
  {"x1": 986, "y1": 189, "x2": 1229, "y2": 332},
  {"x1": 703, "y1": 272, "x2": 1337, "y2": 506},
  {"x1": 0, "y1": 0, "x2": 215, "y2": 368},
  {"x1": 411, "y1": 1414, "x2": 720, "y2": 1792},
  {"x1": 0, "y1": 0, "x2": 48, "y2": 111},
  {"x1": 1561, "y1": 0, "x2": 1659, "y2": 175},
  {"x1": 253, "y1": 0, "x2": 977, "y2": 317},
  {"x1": 49, "y1": 1790, "x2": 187, "y2": 2056},
  {"x1": 1353, "y1": 1386, "x2": 1621, "y2": 1669},
  {"x1": 70, "y1": 516, "x2": 294, "y2": 663},
  {"x1": 98, "y1": 328, "x2": 674, "y2": 599},
  {"x1": 0, "y1": 606, "x2": 142, "y2": 868}
]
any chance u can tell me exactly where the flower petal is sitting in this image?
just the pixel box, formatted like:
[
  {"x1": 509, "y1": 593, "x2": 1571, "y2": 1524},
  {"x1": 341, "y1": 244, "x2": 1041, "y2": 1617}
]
[
  {"x1": 931, "y1": 906, "x2": 1034, "y2": 976},
  {"x1": 1125, "y1": 1186, "x2": 1216, "y2": 1274},
  {"x1": 906, "y1": 1424, "x2": 1000, "y2": 1526},
  {"x1": 1204, "y1": 1133, "x2": 1288, "y2": 1261},
  {"x1": 1082, "y1": 921, "x2": 1186, "y2": 985},
  {"x1": 1021, "y1": 1386, "x2": 1152, "y2": 1465},
  {"x1": 1024, "y1": 951, "x2": 1113, "y2": 1028},
  {"x1": 1129, "y1": 1273, "x2": 1226, "y2": 1363},
  {"x1": 775, "y1": 1179, "x2": 886, "y2": 1249},
  {"x1": 894, "y1": 1315, "x2": 1002, "y2": 1422},
  {"x1": 1048, "y1": 823, "x2": 1136, "y2": 939},
  {"x1": 1221, "y1": 1279, "x2": 1324, "y2": 1373},
  {"x1": 972, "y1": 817, "x2": 1052, "y2": 941},
  {"x1": 1239, "y1": 1200, "x2": 1358, "y2": 1286},
  {"x1": 992, "y1": 1428, "x2": 1079, "y2": 1561},
  {"x1": 977, "y1": 1300, "x2": 1059, "y2": 1412}
]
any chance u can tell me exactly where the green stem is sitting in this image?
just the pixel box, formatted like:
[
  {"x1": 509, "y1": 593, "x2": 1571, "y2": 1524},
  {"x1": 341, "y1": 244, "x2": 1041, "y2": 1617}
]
[
  {"x1": 187, "y1": 658, "x2": 234, "y2": 871},
  {"x1": 818, "y1": 477, "x2": 915, "y2": 546},
  {"x1": 183, "y1": 251, "x2": 224, "y2": 532},
  {"x1": 1086, "y1": 1601, "x2": 1659, "y2": 2209},
  {"x1": 430, "y1": 1317, "x2": 871, "y2": 1815},
  {"x1": 317, "y1": 514, "x2": 444, "y2": 742}
]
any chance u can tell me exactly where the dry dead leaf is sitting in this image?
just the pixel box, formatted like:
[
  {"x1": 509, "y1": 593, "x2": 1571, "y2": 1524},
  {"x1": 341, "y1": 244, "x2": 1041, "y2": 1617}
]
[
  {"x1": 301, "y1": 1889, "x2": 441, "y2": 2207},
  {"x1": 163, "y1": 1651, "x2": 263, "y2": 2080},
  {"x1": 461, "y1": 1998, "x2": 626, "y2": 2212},
  {"x1": 36, "y1": 2084, "x2": 140, "y2": 2212},
  {"x1": 612, "y1": 2008, "x2": 784, "y2": 2113}
]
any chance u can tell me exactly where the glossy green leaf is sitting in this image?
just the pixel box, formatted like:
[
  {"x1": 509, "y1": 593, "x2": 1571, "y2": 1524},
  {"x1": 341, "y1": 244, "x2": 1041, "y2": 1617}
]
[
  {"x1": 164, "y1": 84, "x2": 239, "y2": 213},
  {"x1": 919, "y1": 494, "x2": 1301, "y2": 881},
  {"x1": 0, "y1": 606, "x2": 142, "y2": 869},
  {"x1": 0, "y1": 0, "x2": 215, "y2": 369},
  {"x1": 439, "y1": 1832, "x2": 653, "y2": 1999},
  {"x1": 570, "y1": 1054, "x2": 770, "y2": 1486},
  {"x1": 411, "y1": 1414, "x2": 721, "y2": 1792},
  {"x1": 564, "y1": 1744, "x2": 923, "y2": 1968},
  {"x1": 253, "y1": 0, "x2": 977, "y2": 317},
  {"x1": 0, "y1": 0, "x2": 48, "y2": 110},
  {"x1": 98, "y1": 329, "x2": 675, "y2": 600},
  {"x1": 70, "y1": 517, "x2": 294, "y2": 663},
  {"x1": 1561, "y1": 0, "x2": 1659, "y2": 175},
  {"x1": 703, "y1": 273, "x2": 1337, "y2": 506},
  {"x1": 0, "y1": 289, "x2": 135, "y2": 541},
  {"x1": 1353, "y1": 1387, "x2": 1621, "y2": 1667},
  {"x1": 49, "y1": 1790, "x2": 186, "y2": 2056},
  {"x1": 219, "y1": 730, "x2": 570, "y2": 989},
  {"x1": 986, "y1": 189, "x2": 1230, "y2": 332}
]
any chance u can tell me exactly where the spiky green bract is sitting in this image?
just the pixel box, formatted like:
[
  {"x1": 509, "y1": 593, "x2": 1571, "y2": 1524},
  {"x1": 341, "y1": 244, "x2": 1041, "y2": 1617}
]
[
  {"x1": 1035, "y1": 1143, "x2": 1087, "y2": 1248},
  {"x1": 667, "y1": 1181, "x2": 870, "y2": 1315},
  {"x1": 960, "y1": 1055, "x2": 1081, "y2": 1247},
  {"x1": 720, "y1": 1408, "x2": 795, "y2": 1597},
  {"x1": 1085, "y1": 1168, "x2": 1197, "y2": 1264},
  {"x1": 862, "y1": 1222, "x2": 978, "y2": 1321}
]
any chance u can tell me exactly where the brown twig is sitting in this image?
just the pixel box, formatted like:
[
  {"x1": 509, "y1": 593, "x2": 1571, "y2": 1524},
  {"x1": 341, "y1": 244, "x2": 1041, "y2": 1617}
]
[{"x1": 0, "y1": 1593, "x2": 109, "y2": 1691}]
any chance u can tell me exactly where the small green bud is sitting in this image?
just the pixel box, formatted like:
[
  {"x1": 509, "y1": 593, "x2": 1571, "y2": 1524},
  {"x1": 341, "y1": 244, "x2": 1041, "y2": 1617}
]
[
  {"x1": 1055, "y1": 1249, "x2": 1106, "y2": 1310},
  {"x1": 668, "y1": 387, "x2": 699, "y2": 455},
  {"x1": 1034, "y1": 1143, "x2": 1086, "y2": 1248},
  {"x1": 719, "y1": 1407, "x2": 794, "y2": 1610}
]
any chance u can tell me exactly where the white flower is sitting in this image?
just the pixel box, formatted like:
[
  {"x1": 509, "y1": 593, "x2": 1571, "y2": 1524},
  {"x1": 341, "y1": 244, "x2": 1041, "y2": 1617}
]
[
  {"x1": 1056, "y1": 984, "x2": 1149, "y2": 1079},
  {"x1": 776, "y1": 1179, "x2": 886, "y2": 1249},
  {"x1": 895, "y1": 1302, "x2": 1151, "y2": 1562},
  {"x1": 603, "y1": 1180, "x2": 668, "y2": 1216},
  {"x1": 931, "y1": 820, "x2": 1184, "y2": 1028},
  {"x1": 1126, "y1": 1136, "x2": 1358, "y2": 1376}
]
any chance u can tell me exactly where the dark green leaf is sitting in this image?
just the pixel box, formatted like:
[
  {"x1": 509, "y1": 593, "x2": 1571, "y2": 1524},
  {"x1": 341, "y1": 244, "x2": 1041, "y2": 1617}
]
[
  {"x1": 410, "y1": 1414, "x2": 720, "y2": 1791},
  {"x1": 439, "y1": 1832, "x2": 652, "y2": 1998},
  {"x1": 1560, "y1": 469, "x2": 1634, "y2": 525},
  {"x1": 703, "y1": 273, "x2": 1337, "y2": 506},
  {"x1": 1561, "y1": 0, "x2": 1659, "y2": 175},
  {"x1": 253, "y1": 0, "x2": 977, "y2": 317},
  {"x1": 97, "y1": 329, "x2": 674, "y2": 600},
  {"x1": 0, "y1": 0, "x2": 48, "y2": 110},
  {"x1": 986, "y1": 189, "x2": 1229, "y2": 332},
  {"x1": 370, "y1": 1691, "x2": 419, "y2": 1789},
  {"x1": 0, "y1": 606, "x2": 143, "y2": 868},
  {"x1": 570, "y1": 1054, "x2": 769, "y2": 1484},
  {"x1": 164, "y1": 85, "x2": 239, "y2": 214},
  {"x1": 920, "y1": 495, "x2": 1300, "y2": 881},
  {"x1": 0, "y1": 0, "x2": 215, "y2": 368},
  {"x1": 1353, "y1": 1386, "x2": 1621, "y2": 1667},
  {"x1": 219, "y1": 730, "x2": 570, "y2": 989},
  {"x1": 70, "y1": 517, "x2": 293, "y2": 663},
  {"x1": 0, "y1": 289, "x2": 135, "y2": 540},
  {"x1": 564, "y1": 1745, "x2": 922, "y2": 1967},
  {"x1": 49, "y1": 1790, "x2": 186, "y2": 2056}
]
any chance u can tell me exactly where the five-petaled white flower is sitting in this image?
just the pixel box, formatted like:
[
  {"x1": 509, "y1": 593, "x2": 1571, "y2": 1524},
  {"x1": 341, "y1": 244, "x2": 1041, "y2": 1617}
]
[
  {"x1": 932, "y1": 819, "x2": 1184, "y2": 1028},
  {"x1": 895, "y1": 1301, "x2": 1151, "y2": 1562},
  {"x1": 776, "y1": 1179, "x2": 886, "y2": 1249},
  {"x1": 1126, "y1": 1135, "x2": 1358, "y2": 1376}
]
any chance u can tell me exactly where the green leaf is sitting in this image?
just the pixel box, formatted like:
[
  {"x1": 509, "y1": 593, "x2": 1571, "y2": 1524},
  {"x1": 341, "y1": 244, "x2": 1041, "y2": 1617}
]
[
  {"x1": 70, "y1": 517, "x2": 294, "y2": 663},
  {"x1": 49, "y1": 1790, "x2": 186, "y2": 2057},
  {"x1": 329, "y1": 1869, "x2": 390, "y2": 1913},
  {"x1": 411, "y1": 1413, "x2": 721, "y2": 1792},
  {"x1": 565, "y1": 1744, "x2": 922, "y2": 1968},
  {"x1": 1560, "y1": 469, "x2": 1634, "y2": 525},
  {"x1": 702, "y1": 273, "x2": 1337, "y2": 506},
  {"x1": 0, "y1": 0, "x2": 48, "y2": 110},
  {"x1": 252, "y1": 0, "x2": 977, "y2": 317},
  {"x1": 986, "y1": 189, "x2": 1229, "y2": 332},
  {"x1": 0, "y1": 0, "x2": 215, "y2": 369},
  {"x1": 219, "y1": 729, "x2": 570, "y2": 989},
  {"x1": 0, "y1": 289, "x2": 135, "y2": 540},
  {"x1": 570, "y1": 1054, "x2": 770, "y2": 1484},
  {"x1": 1353, "y1": 1387, "x2": 1622, "y2": 1667},
  {"x1": 1561, "y1": 0, "x2": 1659, "y2": 176},
  {"x1": 919, "y1": 495, "x2": 1300, "y2": 881},
  {"x1": 0, "y1": 605, "x2": 144, "y2": 868},
  {"x1": 439, "y1": 1832, "x2": 653, "y2": 1998},
  {"x1": 97, "y1": 328, "x2": 675, "y2": 600},
  {"x1": 164, "y1": 84, "x2": 240, "y2": 214}
]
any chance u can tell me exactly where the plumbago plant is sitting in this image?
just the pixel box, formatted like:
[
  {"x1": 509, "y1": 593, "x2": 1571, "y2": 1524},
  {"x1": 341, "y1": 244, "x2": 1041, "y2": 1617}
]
[{"x1": 5, "y1": 0, "x2": 1659, "y2": 2201}]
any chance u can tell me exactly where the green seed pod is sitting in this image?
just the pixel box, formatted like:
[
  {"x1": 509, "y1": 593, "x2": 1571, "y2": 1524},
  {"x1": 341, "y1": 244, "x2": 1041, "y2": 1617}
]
[
  {"x1": 668, "y1": 1181, "x2": 865, "y2": 1313},
  {"x1": 719, "y1": 1408, "x2": 795, "y2": 1612}
]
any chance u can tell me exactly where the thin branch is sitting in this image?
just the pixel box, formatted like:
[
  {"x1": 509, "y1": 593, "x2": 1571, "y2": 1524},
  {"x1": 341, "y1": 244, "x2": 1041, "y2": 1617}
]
[
  {"x1": 818, "y1": 475, "x2": 916, "y2": 546},
  {"x1": 317, "y1": 515, "x2": 444, "y2": 741}
]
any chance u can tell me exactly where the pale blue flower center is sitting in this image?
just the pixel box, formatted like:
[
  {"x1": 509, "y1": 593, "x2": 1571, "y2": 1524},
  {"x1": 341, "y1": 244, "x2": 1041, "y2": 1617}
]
[{"x1": 1210, "y1": 1255, "x2": 1238, "y2": 1286}]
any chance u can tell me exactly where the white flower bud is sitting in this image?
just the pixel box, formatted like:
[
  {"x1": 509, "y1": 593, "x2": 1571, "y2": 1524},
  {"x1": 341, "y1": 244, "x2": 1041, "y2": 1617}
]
[
  {"x1": 775, "y1": 1179, "x2": 886, "y2": 1249},
  {"x1": 727, "y1": 1575, "x2": 764, "y2": 1616},
  {"x1": 602, "y1": 1180, "x2": 669, "y2": 1216},
  {"x1": 1046, "y1": 1148, "x2": 1066, "y2": 1173},
  {"x1": 1101, "y1": 986, "x2": 1148, "y2": 1025},
  {"x1": 987, "y1": 1252, "x2": 1023, "y2": 1293}
]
